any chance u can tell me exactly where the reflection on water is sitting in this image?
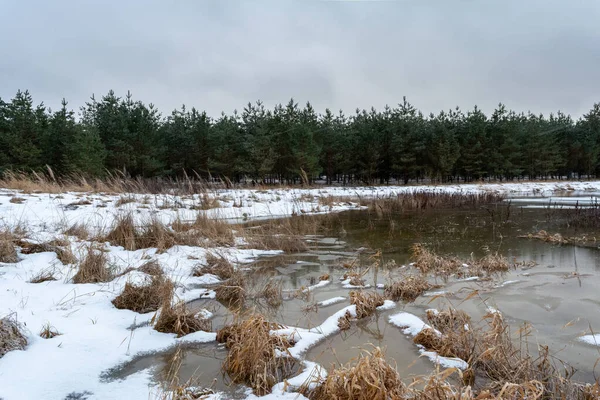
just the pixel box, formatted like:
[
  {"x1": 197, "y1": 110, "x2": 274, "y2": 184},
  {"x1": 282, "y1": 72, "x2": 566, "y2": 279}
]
[{"x1": 105, "y1": 194, "x2": 600, "y2": 394}]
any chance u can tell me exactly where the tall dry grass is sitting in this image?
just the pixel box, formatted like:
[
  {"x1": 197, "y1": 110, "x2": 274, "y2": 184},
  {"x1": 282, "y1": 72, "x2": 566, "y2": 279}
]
[{"x1": 217, "y1": 315, "x2": 296, "y2": 396}]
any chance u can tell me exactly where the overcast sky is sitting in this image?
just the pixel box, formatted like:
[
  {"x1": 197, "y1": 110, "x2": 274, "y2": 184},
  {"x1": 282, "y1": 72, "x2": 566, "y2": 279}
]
[{"x1": 1, "y1": 1, "x2": 599, "y2": 118}]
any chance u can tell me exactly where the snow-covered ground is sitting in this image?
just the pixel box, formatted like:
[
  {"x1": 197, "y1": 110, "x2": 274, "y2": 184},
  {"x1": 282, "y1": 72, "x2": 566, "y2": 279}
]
[{"x1": 1, "y1": 181, "x2": 600, "y2": 400}]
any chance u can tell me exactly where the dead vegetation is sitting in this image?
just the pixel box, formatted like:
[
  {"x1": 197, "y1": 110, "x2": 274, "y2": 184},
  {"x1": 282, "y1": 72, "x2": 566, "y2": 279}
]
[
  {"x1": 112, "y1": 276, "x2": 173, "y2": 313},
  {"x1": 384, "y1": 274, "x2": 433, "y2": 302},
  {"x1": 309, "y1": 347, "x2": 405, "y2": 400},
  {"x1": 217, "y1": 315, "x2": 296, "y2": 396},
  {"x1": 63, "y1": 223, "x2": 90, "y2": 240},
  {"x1": 0, "y1": 229, "x2": 18, "y2": 263},
  {"x1": 520, "y1": 230, "x2": 598, "y2": 247},
  {"x1": 363, "y1": 190, "x2": 505, "y2": 216},
  {"x1": 138, "y1": 260, "x2": 164, "y2": 276},
  {"x1": 0, "y1": 314, "x2": 27, "y2": 358},
  {"x1": 411, "y1": 243, "x2": 512, "y2": 279},
  {"x1": 171, "y1": 213, "x2": 234, "y2": 247},
  {"x1": 154, "y1": 300, "x2": 211, "y2": 337},
  {"x1": 39, "y1": 322, "x2": 61, "y2": 339},
  {"x1": 29, "y1": 268, "x2": 58, "y2": 283},
  {"x1": 349, "y1": 290, "x2": 385, "y2": 319},
  {"x1": 72, "y1": 246, "x2": 113, "y2": 284},
  {"x1": 192, "y1": 253, "x2": 234, "y2": 280},
  {"x1": 18, "y1": 239, "x2": 76, "y2": 264},
  {"x1": 259, "y1": 279, "x2": 284, "y2": 307},
  {"x1": 214, "y1": 273, "x2": 246, "y2": 307},
  {"x1": 104, "y1": 214, "x2": 178, "y2": 252}
]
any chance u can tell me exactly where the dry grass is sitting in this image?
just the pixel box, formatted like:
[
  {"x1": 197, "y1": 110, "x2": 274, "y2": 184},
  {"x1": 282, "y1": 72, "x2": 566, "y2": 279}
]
[
  {"x1": 154, "y1": 300, "x2": 211, "y2": 338},
  {"x1": 245, "y1": 233, "x2": 309, "y2": 252},
  {"x1": 310, "y1": 347, "x2": 405, "y2": 400},
  {"x1": 138, "y1": 260, "x2": 164, "y2": 276},
  {"x1": 214, "y1": 273, "x2": 246, "y2": 307},
  {"x1": 115, "y1": 195, "x2": 136, "y2": 207},
  {"x1": 72, "y1": 246, "x2": 113, "y2": 284},
  {"x1": 112, "y1": 276, "x2": 173, "y2": 314},
  {"x1": 411, "y1": 243, "x2": 513, "y2": 279},
  {"x1": 0, "y1": 314, "x2": 27, "y2": 358},
  {"x1": 104, "y1": 214, "x2": 179, "y2": 252},
  {"x1": 29, "y1": 268, "x2": 57, "y2": 283},
  {"x1": 39, "y1": 322, "x2": 61, "y2": 339},
  {"x1": 384, "y1": 274, "x2": 433, "y2": 302},
  {"x1": 0, "y1": 229, "x2": 18, "y2": 263},
  {"x1": 411, "y1": 243, "x2": 462, "y2": 277},
  {"x1": 349, "y1": 290, "x2": 385, "y2": 319},
  {"x1": 337, "y1": 311, "x2": 352, "y2": 331},
  {"x1": 9, "y1": 196, "x2": 26, "y2": 204},
  {"x1": 18, "y1": 239, "x2": 76, "y2": 264},
  {"x1": 217, "y1": 315, "x2": 295, "y2": 396},
  {"x1": 171, "y1": 214, "x2": 234, "y2": 247},
  {"x1": 259, "y1": 279, "x2": 284, "y2": 307},
  {"x1": 363, "y1": 190, "x2": 504, "y2": 216},
  {"x1": 192, "y1": 253, "x2": 234, "y2": 280},
  {"x1": 63, "y1": 223, "x2": 90, "y2": 240}
]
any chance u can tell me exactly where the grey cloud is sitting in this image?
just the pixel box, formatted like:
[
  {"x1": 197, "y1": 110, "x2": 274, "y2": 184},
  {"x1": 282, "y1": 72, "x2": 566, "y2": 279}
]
[{"x1": 1, "y1": 0, "x2": 599, "y2": 118}]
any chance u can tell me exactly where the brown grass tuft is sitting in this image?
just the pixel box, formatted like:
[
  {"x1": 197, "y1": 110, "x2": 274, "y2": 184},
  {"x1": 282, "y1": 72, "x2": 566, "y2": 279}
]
[
  {"x1": 214, "y1": 273, "x2": 246, "y2": 307},
  {"x1": 349, "y1": 290, "x2": 385, "y2": 319},
  {"x1": 18, "y1": 239, "x2": 76, "y2": 265},
  {"x1": 154, "y1": 300, "x2": 211, "y2": 338},
  {"x1": 138, "y1": 260, "x2": 164, "y2": 276},
  {"x1": 217, "y1": 315, "x2": 295, "y2": 396},
  {"x1": 192, "y1": 253, "x2": 234, "y2": 280},
  {"x1": 259, "y1": 279, "x2": 283, "y2": 308},
  {"x1": 63, "y1": 223, "x2": 90, "y2": 240},
  {"x1": 72, "y1": 246, "x2": 113, "y2": 284},
  {"x1": 384, "y1": 274, "x2": 433, "y2": 302},
  {"x1": 337, "y1": 310, "x2": 352, "y2": 331},
  {"x1": 171, "y1": 214, "x2": 234, "y2": 247},
  {"x1": 113, "y1": 276, "x2": 173, "y2": 314},
  {"x1": 411, "y1": 243, "x2": 462, "y2": 277},
  {"x1": 310, "y1": 347, "x2": 405, "y2": 400},
  {"x1": 0, "y1": 230, "x2": 18, "y2": 263},
  {"x1": 0, "y1": 314, "x2": 27, "y2": 358},
  {"x1": 104, "y1": 214, "x2": 179, "y2": 252},
  {"x1": 39, "y1": 322, "x2": 61, "y2": 339},
  {"x1": 29, "y1": 268, "x2": 57, "y2": 283}
]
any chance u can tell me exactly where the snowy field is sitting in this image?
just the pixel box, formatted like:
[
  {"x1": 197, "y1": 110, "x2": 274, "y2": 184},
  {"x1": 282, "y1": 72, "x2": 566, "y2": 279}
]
[{"x1": 1, "y1": 180, "x2": 600, "y2": 400}]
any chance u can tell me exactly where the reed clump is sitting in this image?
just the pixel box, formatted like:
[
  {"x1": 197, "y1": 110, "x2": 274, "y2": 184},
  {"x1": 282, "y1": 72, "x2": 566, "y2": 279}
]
[
  {"x1": 310, "y1": 347, "x2": 405, "y2": 400},
  {"x1": 214, "y1": 273, "x2": 246, "y2": 307},
  {"x1": 138, "y1": 260, "x2": 164, "y2": 276},
  {"x1": 0, "y1": 314, "x2": 27, "y2": 358},
  {"x1": 104, "y1": 214, "x2": 179, "y2": 252},
  {"x1": 0, "y1": 229, "x2": 19, "y2": 263},
  {"x1": 29, "y1": 268, "x2": 57, "y2": 283},
  {"x1": 192, "y1": 253, "x2": 234, "y2": 280},
  {"x1": 63, "y1": 223, "x2": 90, "y2": 240},
  {"x1": 18, "y1": 239, "x2": 76, "y2": 265},
  {"x1": 112, "y1": 276, "x2": 173, "y2": 314},
  {"x1": 349, "y1": 291, "x2": 385, "y2": 319},
  {"x1": 411, "y1": 243, "x2": 462, "y2": 277},
  {"x1": 384, "y1": 274, "x2": 433, "y2": 302},
  {"x1": 39, "y1": 322, "x2": 61, "y2": 339},
  {"x1": 72, "y1": 246, "x2": 113, "y2": 284},
  {"x1": 217, "y1": 315, "x2": 295, "y2": 396},
  {"x1": 259, "y1": 279, "x2": 284, "y2": 308},
  {"x1": 364, "y1": 190, "x2": 504, "y2": 216},
  {"x1": 171, "y1": 213, "x2": 234, "y2": 247},
  {"x1": 154, "y1": 300, "x2": 211, "y2": 338}
]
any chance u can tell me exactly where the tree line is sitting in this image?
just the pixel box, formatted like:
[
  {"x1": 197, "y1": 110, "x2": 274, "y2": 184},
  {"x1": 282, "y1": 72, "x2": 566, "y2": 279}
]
[{"x1": 1, "y1": 89, "x2": 599, "y2": 184}]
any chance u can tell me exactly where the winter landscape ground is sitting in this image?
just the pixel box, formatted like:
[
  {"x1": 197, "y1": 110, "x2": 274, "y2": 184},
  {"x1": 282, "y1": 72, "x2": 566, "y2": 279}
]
[{"x1": 2, "y1": 180, "x2": 600, "y2": 400}]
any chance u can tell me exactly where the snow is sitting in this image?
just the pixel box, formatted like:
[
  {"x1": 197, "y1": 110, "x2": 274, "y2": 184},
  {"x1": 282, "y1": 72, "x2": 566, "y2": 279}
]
[
  {"x1": 388, "y1": 311, "x2": 468, "y2": 370},
  {"x1": 302, "y1": 279, "x2": 331, "y2": 293},
  {"x1": 1, "y1": 181, "x2": 598, "y2": 399},
  {"x1": 317, "y1": 297, "x2": 346, "y2": 307},
  {"x1": 578, "y1": 334, "x2": 600, "y2": 346}
]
